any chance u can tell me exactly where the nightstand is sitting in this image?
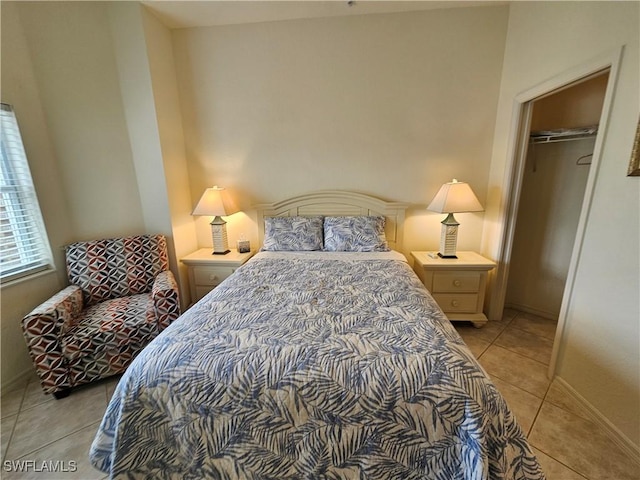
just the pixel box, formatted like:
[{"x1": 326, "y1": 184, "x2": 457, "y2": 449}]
[
  {"x1": 181, "y1": 248, "x2": 254, "y2": 303},
  {"x1": 411, "y1": 251, "x2": 496, "y2": 328}
]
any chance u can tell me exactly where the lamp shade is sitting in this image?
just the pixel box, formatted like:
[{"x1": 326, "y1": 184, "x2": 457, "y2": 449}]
[
  {"x1": 192, "y1": 186, "x2": 236, "y2": 217},
  {"x1": 427, "y1": 179, "x2": 483, "y2": 214}
]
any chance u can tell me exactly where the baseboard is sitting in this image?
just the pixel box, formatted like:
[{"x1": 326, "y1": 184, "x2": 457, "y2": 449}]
[
  {"x1": 554, "y1": 376, "x2": 640, "y2": 465},
  {"x1": 1, "y1": 367, "x2": 33, "y2": 395},
  {"x1": 504, "y1": 302, "x2": 558, "y2": 321}
]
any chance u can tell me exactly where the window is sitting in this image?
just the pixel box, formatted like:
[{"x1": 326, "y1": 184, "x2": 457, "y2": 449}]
[{"x1": 1, "y1": 103, "x2": 52, "y2": 283}]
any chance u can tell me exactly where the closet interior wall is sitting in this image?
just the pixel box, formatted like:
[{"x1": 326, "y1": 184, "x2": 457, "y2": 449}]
[{"x1": 505, "y1": 73, "x2": 609, "y2": 320}]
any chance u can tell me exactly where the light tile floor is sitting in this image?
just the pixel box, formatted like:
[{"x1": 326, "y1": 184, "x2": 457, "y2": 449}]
[{"x1": 1, "y1": 309, "x2": 638, "y2": 479}]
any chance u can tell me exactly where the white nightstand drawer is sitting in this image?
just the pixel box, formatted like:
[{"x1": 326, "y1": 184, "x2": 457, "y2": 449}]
[
  {"x1": 432, "y1": 293, "x2": 478, "y2": 313},
  {"x1": 193, "y1": 266, "x2": 236, "y2": 286},
  {"x1": 432, "y1": 272, "x2": 481, "y2": 293},
  {"x1": 195, "y1": 286, "x2": 216, "y2": 300}
]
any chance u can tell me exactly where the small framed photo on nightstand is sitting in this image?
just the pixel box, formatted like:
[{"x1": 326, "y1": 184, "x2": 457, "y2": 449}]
[{"x1": 237, "y1": 239, "x2": 250, "y2": 253}]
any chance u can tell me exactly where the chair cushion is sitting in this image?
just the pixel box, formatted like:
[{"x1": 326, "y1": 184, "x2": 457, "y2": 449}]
[
  {"x1": 65, "y1": 235, "x2": 169, "y2": 306},
  {"x1": 61, "y1": 294, "x2": 159, "y2": 362}
]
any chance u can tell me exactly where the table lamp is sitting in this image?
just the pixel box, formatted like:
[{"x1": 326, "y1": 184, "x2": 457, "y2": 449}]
[
  {"x1": 192, "y1": 186, "x2": 235, "y2": 255},
  {"x1": 427, "y1": 179, "x2": 483, "y2": 258}
]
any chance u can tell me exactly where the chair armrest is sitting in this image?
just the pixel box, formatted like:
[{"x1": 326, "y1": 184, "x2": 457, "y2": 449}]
[
  {"x1": 152, "y1": 270, "x2": 181, "y2": 330},
  {"x1": 21, "y1": 285, "x2": 84, "y2": 394}
]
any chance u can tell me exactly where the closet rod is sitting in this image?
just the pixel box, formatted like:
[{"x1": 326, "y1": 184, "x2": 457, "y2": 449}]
[{"x1": 529, "y1": 125, "x2": 598, "y2": 144}]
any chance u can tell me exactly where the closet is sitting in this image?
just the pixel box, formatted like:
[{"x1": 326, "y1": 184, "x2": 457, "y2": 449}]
[{"x1": 505, "y1": 73, "x2": 609, "y2": 320}]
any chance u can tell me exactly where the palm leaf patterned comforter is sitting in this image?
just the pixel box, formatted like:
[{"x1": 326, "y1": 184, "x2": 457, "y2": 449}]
[{"x1": 90, "y1": 252, "x2": 545, "y2": 479}]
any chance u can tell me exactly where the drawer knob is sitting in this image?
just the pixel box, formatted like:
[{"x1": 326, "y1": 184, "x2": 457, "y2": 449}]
[
  {"x1": 451, "y1": 300, "x2": 459, "y2": 307},
  {"x1": 453, "y1": 280, "x2": 462, "y2": 287},
  {"x1": 209, "y1": 274, "x2": 218, "y2": 281}
]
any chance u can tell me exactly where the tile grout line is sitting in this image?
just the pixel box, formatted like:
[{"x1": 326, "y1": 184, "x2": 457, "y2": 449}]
[
  {"x1": 495, "y1": 314, "x2": 556, "y2": 365},
  {"x1": 2, "y1": 380, "x2": 28, "y2": 464},
  {"x1": 501, "y1": 317, "x2": 557, "y2": 340},
  {"x1": 487, "y1": 343, "x2": 552, "y2": 369},
  {"x1": 532, "y1": 444, "x2": 591, "y2": 480},
  {"x1": 493, "y1": 341, "x2": 552, "y2": 367},
  {"x1": 8, "y1": 420, "x2": 103, "y2": 464},
  {"x1": 506, "y1": 322, "x2": 557, "y2": 342},
  {"x1": 476, "y1": 342, "x2": 552, "y2": 399},
  {"x1": 527, "y1": 378, "x2": 553, "y2": 438}
]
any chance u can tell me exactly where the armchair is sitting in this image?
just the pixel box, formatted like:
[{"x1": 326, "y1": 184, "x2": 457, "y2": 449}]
[{"x1": 22, "y1": 234, "x2": 180, "y2": 398}]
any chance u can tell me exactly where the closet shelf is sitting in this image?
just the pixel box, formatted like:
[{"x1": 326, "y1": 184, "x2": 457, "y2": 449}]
[{"x1": 529, "y1": 126, "x2": 598, "y2": 144}]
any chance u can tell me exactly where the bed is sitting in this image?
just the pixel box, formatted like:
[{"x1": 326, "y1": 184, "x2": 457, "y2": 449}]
[{"x1": 90, "y1": 191, "x2": 545, "y2": 479}]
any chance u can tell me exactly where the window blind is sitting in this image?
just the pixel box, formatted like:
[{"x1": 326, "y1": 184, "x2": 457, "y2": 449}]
[{"x1": 1, "y1": 103, "x2": 52, "y2": 282}]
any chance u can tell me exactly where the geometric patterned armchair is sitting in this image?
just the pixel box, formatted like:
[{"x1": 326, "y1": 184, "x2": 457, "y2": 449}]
[{"x1": 22, "y1": 234, "x2": 180, "y2": 399}]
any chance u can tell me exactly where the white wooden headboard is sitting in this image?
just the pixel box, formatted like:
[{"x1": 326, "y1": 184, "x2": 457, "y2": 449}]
[{"x1": 253, "y1": 190, "x2": 408, "y2": 251}]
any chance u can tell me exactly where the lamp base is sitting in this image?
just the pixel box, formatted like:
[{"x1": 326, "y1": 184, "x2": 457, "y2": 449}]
[
  {"x1": 210, "y1": 216, "x2": 230, "y2": 255},
  {"x1": 438, "y1": 213, "x2": 460, "y2": 258}
]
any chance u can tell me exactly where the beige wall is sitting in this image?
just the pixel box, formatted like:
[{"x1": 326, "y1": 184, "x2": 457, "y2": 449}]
[
  {"x1": 107, "y1": 3, "x2": 173, "y2": 237},
  {"x1": 141, "y1": 6, "x2": 199, "y2": 305},
  {"x1": 107, "y1": 2, "x2": 196, "y2": 305},
  {"x1": 530, "y1": 73, "x2": 609, "y2": 132},
  {"x1": 172, "y1": 6, "x2": 509, "y2": 258},
  {"x1": 16, "y1": 2, "x2": 145, "y2": 241},
  {"x1": 484, "y1": 1, "x2": 639, "y2": 446}
]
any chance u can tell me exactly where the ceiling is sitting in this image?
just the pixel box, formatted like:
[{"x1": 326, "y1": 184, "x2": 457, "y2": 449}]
[{"x1": 141, "y1": 0, "x2": 503, "y2": 29}]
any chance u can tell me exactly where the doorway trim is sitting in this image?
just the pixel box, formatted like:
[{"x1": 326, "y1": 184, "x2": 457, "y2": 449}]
[{"x1": 488, "y1": 46, "x2": 624, "y2": 378}]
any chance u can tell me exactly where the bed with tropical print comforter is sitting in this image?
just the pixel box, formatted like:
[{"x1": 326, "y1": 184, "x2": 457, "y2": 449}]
[{"x1": 90, "y1": 251, "x2": 545, "y2": 479}]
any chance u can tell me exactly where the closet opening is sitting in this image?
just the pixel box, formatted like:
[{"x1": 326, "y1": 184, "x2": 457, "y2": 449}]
[
  {"x1": 501, "y1": 69, "x2": 611, "y2": 376},
  {"x1": 505, "y1": 72, "x2": 609, "y2": 321}
]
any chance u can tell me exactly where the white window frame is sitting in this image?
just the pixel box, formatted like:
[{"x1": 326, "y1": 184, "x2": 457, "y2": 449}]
[{"x1": 1, "y1": 103, "x2": 53, "y2": 283}]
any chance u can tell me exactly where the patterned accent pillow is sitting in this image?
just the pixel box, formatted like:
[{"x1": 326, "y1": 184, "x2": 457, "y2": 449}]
[
  {"x1": 323, "y1": 216, "x2": 390, "y2": 252},
  {"x1": 262, "y1": 216, "x2": 324, "y2": 251}
]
